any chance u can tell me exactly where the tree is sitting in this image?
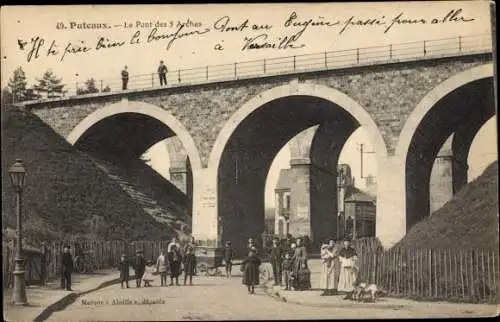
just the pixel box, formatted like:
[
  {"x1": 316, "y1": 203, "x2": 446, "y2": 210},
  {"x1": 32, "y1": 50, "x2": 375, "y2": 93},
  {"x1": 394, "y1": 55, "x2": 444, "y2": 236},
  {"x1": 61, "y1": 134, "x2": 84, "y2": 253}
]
[
  {"x1": 77, "y1": 78, "x2": 100, "y2": 95},
  {"x1": 7, "y1": 67, "x2": 39, "y2": 102},
  {"x1": 33, "y1": 69, "x2": 66, "y2": 98},
  {"x1": 102, "y1": 85, "x2": 111, "y2": 92}
]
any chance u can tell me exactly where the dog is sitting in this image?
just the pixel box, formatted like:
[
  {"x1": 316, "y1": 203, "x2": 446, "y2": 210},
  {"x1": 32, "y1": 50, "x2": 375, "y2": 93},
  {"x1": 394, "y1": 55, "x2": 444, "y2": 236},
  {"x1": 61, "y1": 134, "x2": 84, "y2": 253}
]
[{"x1": 352, "y1": 283, "x2": 387, "y2": 302}]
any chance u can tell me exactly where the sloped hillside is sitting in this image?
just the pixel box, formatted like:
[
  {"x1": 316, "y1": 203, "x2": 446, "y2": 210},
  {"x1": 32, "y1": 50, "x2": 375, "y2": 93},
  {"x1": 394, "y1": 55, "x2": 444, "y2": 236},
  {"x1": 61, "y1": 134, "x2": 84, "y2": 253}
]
[
  {"x1": 87, "y1": 153, "x2": 191, "y2": 239},
  {"x1": 1, "y1": 106, "x2": 188, "y2": 244},
  {"x1": 396, "y1": 161, "x2": 498, "y2": 250}
]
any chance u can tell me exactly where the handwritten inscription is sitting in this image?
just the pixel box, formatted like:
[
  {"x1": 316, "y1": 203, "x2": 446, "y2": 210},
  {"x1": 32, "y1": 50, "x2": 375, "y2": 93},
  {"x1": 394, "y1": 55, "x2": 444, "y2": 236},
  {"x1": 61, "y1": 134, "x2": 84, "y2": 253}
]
[
  {"x1": 146, "y1": 25, "x2": 211, "y2": 50},
  {"x1": 19, "y1": 8, "x2": 477, "y2": 63}
]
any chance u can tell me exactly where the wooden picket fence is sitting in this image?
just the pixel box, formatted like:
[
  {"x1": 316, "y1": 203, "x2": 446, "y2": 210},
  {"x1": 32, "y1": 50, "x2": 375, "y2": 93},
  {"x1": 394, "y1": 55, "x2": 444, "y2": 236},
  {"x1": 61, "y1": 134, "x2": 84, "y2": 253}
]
[
  {"x1": 3, "y1": 238, "x2": 499, "y2": 303},
  {"x1": 353, "y1": 239, "x2": 500, "y2": 303},
  {"x1": 2, "y1": 240, "x2": 186, "y2": 288}
]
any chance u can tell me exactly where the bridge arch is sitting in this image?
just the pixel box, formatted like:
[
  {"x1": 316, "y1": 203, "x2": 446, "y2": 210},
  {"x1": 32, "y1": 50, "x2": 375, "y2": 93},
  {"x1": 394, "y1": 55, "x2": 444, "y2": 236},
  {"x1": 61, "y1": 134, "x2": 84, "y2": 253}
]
[
  {"x1": 395, "y1": 63, "x2": 495, "y2": 230},
  {"x1": 67, "y1": 99, "x2": 203, "y2": 173},
  {"x1": 209, "y1": 82, "x2": 388, "y2": 169},
  {"x1": 395, "y1": 63, "x2": 494, "y2": 159},
  {"x1": 208, "y1": 82, "x2": 387, "y2": 254}
]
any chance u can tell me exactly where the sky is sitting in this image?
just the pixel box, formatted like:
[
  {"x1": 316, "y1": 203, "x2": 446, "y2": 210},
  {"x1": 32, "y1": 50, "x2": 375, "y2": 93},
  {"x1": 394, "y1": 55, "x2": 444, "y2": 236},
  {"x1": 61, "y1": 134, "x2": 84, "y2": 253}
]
[
  {"x1": 1, "y1": 2, "x2": 492, "y2": 88},
  {"x1": 2, "y1": 2, "x2": 496, "y2": 208}
]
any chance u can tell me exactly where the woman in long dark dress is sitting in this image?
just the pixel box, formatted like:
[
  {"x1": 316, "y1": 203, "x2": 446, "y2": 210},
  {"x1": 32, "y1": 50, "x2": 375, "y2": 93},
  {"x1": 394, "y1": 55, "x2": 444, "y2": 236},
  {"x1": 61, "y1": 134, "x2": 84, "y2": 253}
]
[
  {"x1": 241, "y1": 248, "x2": 261, "y2": 294},
  {"x1": 168, "y1": 244, "x2": 182, "y2": 286}
]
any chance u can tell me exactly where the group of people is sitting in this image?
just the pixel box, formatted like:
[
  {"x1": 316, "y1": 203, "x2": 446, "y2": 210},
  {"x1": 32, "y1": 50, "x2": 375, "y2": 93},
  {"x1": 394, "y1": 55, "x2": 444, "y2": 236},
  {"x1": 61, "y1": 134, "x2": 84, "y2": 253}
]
[
  {"x1": 118, "y1": 237, "x2": 197, "y2": 289},
  {"x1": 233, "y1": 235, "x2": 312, "y2": 295},
  {"x1": 320, "y1": 238, "x2": 359, "y2": 299},
  {"x1": 121, "y1": 61, "x2": 168, "y2": 90},
  {"x1": 268, "y1": 235, "x2": 312, "y2": 291},
  {"x1": 240, "y1": 234, "x2": 360, "y2": 299}
]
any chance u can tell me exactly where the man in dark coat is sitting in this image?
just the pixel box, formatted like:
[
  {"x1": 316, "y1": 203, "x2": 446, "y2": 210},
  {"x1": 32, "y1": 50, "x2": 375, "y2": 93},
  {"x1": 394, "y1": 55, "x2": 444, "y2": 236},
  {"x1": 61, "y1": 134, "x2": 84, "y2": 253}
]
[
  {"x1": 241, "y1": 248, "x2": 261, "y2": 294},
  {"x1": 118, "y1": 253, "x2": 130, "y2": 288},
  {"x1": 182, "y1": 247, "x2": 197, "y2": 285},
  {"x1": 168, "y1": 244, "x2": 182, "y2": 286},
  {"x1": 133, "y1": 250, "x2": 146, "y2": 288},
  {"x1": 157, "y1": 60, "x2": 168, "y2": 86},
  {"x1": 121, "y1": 65, "x2": 129, "y2": 90},
  {"x1": 60, "y1": 245, "x2": 73, "y2": 291},
  {"x1": 270, "y1": 239, "x2": 283, "y2": 286}
]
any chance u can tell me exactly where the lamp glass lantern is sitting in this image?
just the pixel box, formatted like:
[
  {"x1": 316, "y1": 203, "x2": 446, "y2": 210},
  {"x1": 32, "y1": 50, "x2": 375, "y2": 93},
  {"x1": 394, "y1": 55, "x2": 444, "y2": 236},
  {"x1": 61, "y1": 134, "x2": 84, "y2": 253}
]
[{"x1": 8, "y1": 159, "x2": 27, "y2": 191}]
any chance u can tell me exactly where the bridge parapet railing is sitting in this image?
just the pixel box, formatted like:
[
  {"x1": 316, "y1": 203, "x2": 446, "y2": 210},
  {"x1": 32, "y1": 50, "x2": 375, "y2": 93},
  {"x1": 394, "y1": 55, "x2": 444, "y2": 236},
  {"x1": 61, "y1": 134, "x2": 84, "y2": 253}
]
[{"x1": 12, "y1": 33, "x2": 492, "y2": 104}]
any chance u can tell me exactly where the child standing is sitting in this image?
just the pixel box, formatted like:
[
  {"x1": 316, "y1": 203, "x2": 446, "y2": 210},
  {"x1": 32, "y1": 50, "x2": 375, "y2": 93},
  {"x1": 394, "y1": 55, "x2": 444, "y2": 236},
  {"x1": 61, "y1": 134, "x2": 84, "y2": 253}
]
[
  {"x1": 118, "y1": 254, "x2": 129, "y2": 289},
  {"x1": 223, "y1": 241, "x2": 234, "y2": 278},
  {"x1": 241, "y1": 248, "x2": 261, "y2": 294},
  {"x1": 281, "y1": 253, "x2": 293, "y2": 290},
  {"x1": 156, "y1": 250, "x2": 168, "y2": 287},
  {"x1": 142, "y1": 262, "x2": 154, "y2": 287},
  {"x1": 182, "y1": 247, "x2": 197, "y2": 285}
]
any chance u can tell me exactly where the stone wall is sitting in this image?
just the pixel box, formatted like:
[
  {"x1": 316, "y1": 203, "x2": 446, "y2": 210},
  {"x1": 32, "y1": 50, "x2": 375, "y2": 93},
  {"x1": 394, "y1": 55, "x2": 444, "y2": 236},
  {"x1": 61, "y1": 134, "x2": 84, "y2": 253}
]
[{"x1": 27, "y1": 54, "x2": 492, "y2": 167}]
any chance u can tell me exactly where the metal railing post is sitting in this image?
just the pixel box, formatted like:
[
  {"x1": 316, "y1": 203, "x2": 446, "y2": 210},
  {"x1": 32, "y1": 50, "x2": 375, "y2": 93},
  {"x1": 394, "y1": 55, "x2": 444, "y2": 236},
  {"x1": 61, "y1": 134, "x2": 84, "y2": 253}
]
[
  {"x1": 424, "y1": 41, "x2": 427, "y2": 56},
  {"x1": 293, "y1": 56, "x2": 296, "y2": 71},
  {"x1": 206, "y1": 66, "x2": 209, "y2": 80},
  {"x1": 324, "y1": 51, "x2": 327, "y2": 68},
  {"x1": 389, "y1": 44, "x2": 393, "y2": 60},
  {"x1": 75, "y1": 82, "x2": 78, "y2": 95},
  {"x1": 356, "y1": 48, "x2": 360, "y2": 64},
  {"x1": 263, "y1": 59, "x2": 266, "y2": 74},
  {"x1": 100, "y1": 80, "x2": 103, "y2": 92},
  {"x1": 177, "y1": 69, "x2": 181, "y2": 83},
  {"x1": 151, "y1": 73, "x2": 154, "y2": 87},
  {"x1": 234, "y1": 63, "x2": 237, "y2": 78},
  {"x1": 458, "y1": 36, "x2": 462, "y2": 52}
]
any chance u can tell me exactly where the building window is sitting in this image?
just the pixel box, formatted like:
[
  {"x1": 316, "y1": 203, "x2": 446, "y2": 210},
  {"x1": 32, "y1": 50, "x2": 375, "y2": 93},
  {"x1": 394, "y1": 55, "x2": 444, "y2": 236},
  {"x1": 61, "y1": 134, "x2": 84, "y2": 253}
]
[{"x1": 285, "y1": 195, "x2": 290, "y2": 210}]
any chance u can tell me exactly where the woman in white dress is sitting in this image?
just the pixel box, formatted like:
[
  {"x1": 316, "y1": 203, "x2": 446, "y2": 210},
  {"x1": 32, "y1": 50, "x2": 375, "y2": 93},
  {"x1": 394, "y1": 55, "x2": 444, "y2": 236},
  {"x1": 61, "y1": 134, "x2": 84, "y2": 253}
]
[
  {"x1": 319, "y1": 240, "x2": 340, "y2": 296},
  {"x1": 337, "y1": 239, "x2": 359, "y2": 299}
]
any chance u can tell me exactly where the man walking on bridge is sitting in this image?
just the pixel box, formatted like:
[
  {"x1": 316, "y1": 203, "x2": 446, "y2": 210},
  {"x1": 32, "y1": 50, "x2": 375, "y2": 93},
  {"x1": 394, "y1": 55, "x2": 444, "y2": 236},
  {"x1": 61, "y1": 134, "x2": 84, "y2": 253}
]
[
  {"x1": 121, "y1": 65, "x2": 129, "y2": 90},
  {"x1": 158, "y1": 61, "x2": 168, "y2": 86}
]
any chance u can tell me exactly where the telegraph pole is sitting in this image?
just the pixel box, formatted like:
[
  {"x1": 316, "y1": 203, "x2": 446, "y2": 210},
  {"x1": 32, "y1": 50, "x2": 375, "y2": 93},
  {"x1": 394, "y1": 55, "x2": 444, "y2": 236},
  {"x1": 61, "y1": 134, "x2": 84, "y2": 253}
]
[{"x1": 358, "y1": 143, "x2": 375, "y2": 178}]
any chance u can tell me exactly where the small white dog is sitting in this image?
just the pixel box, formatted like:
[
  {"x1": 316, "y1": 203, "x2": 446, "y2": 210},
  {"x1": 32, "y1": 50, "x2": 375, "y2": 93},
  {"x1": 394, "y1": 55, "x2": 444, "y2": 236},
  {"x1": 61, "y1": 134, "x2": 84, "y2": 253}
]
[{"x1": 352, "y1": 283, "x2": 387, "y2": 302}]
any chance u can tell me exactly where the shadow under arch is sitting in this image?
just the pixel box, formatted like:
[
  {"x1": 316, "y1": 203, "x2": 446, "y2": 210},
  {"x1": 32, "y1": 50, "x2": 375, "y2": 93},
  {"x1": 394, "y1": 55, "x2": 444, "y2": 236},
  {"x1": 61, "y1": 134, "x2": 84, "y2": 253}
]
[
  {"x1": 67, "y1": 99, "x2": 203, "y2": 174},
  {"x1": 395, "y1": 63, "x2": 495, "y2": 159},
  {"x1": 208, "y1": 83, "x2": 387, "y2": 254},
  {"x1": 209, "y1": 83, "x2": 388, "y2": 170},
  {"x1": 394, "y1": 63, "x2": 495, "y2": 230}
]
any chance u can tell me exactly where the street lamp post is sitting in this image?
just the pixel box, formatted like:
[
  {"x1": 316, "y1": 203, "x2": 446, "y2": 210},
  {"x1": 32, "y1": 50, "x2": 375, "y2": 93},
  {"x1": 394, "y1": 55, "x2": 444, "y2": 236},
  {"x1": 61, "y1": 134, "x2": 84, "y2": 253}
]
[{"x1": 8, "y1": 159, "x2": 27, "y2": 305}]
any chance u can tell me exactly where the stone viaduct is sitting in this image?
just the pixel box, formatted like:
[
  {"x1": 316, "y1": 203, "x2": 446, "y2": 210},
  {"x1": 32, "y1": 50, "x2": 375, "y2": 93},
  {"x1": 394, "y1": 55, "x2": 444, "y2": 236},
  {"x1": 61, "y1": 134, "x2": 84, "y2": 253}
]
[{"x1": 19, "y1": 52, "x2": 495, "y2": 251}]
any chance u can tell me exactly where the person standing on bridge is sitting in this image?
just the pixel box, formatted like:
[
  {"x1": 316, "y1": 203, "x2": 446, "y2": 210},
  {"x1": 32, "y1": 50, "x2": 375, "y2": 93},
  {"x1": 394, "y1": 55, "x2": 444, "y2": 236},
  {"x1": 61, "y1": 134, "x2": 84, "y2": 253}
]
[
  {"x1": 157, "y1": 60, "x2": 168, "y2": 86},
  {"x1": 121, "y1": 65, "x2": 129, "y2": 90}
]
